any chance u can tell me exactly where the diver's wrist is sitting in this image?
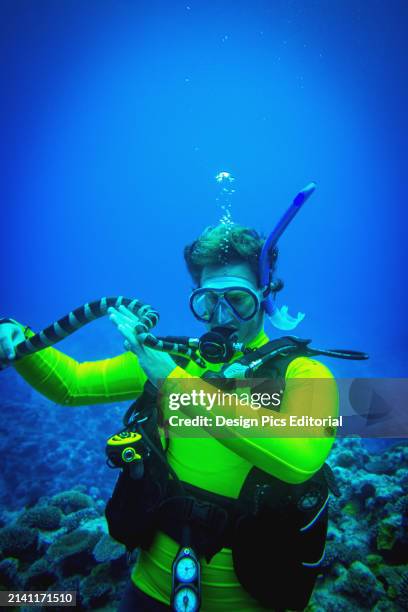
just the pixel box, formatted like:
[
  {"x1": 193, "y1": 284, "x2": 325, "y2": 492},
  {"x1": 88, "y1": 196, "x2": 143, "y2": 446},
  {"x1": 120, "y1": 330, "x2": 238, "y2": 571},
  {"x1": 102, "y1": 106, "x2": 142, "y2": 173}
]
[
  {"x1": 132, "y1": 348, "x2": 177, "y2": 388},
  {"x1": 142, "y1": 361, "x2": 175, "y2": 388}
]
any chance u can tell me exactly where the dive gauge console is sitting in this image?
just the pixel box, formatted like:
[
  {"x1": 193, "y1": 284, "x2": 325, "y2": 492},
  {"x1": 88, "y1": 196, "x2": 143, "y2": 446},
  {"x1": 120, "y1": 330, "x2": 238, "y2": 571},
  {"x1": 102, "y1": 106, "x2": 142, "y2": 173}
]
[{"x1": 171, "y1": 546, "x2": 201, "y2": 612}]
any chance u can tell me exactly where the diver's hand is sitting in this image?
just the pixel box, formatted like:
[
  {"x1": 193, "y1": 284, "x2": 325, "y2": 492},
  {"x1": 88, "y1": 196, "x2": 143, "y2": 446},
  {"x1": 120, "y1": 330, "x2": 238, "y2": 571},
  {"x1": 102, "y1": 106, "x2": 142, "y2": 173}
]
[
  {"x1": 108, "y1": 305, "x2": 176, "y2": 387},
  {"x1": 0, "y1": 321, "x2": 25, "y2": 362}
]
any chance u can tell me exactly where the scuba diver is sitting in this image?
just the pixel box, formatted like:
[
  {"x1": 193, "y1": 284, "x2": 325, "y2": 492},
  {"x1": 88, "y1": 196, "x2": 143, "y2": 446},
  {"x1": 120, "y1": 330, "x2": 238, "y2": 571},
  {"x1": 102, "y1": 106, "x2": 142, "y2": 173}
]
[{"x1": 0, "y1": 183, "x2": 367, "y2": 611}]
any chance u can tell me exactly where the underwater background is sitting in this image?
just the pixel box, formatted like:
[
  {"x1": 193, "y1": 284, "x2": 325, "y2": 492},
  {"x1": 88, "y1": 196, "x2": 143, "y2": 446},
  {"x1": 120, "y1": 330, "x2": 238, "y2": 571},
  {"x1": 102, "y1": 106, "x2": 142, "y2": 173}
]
[{"x1": 0, "y1": 1, "x2": 407, "y2": 610}]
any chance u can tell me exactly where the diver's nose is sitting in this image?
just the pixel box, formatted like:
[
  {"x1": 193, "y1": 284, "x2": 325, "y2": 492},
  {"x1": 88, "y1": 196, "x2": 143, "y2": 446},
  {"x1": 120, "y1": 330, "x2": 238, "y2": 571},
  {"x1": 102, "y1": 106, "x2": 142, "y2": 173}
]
[{"x1": 212, "y1": 301, "x2": 235, "y2": 326}]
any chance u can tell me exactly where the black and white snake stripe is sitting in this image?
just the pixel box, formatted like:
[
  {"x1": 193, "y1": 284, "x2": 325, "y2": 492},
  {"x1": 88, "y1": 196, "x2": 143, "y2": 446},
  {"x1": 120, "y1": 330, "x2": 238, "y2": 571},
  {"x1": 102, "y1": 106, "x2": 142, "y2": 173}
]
[
  {"x1": 2, "y1": 296, "x2": 205, "y2": 368},
  {"x1": 13, "y1": 297, "x2": 159, "y2": 359}
]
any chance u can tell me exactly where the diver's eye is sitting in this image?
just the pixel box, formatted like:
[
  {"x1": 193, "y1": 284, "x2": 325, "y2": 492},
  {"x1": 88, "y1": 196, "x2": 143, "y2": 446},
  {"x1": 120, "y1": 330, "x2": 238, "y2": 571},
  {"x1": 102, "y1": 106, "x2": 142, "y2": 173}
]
[
  {"x1": 191, "y1": 291, "x2": 220, "y2": 321},
  {"x1": 226, "y1": 290, "x2": 257, "y2": 317},
  {"x1": 204, "y1": 293, "x2": 219, "y2": 311}
]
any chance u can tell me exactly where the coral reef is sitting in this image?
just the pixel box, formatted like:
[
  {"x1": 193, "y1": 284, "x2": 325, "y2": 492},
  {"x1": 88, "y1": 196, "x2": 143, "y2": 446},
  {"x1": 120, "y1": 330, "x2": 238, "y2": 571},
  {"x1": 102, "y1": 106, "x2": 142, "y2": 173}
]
[
  {"x1": 0, "y1": 525, "x2": 40, "y2": 562},
  {"x1": 307, "y1": 439, "x2": 408, "y2": 611},
  {"x1": 93, "y1": 533, "x2": 126, "y2": 563},
  {"x1": 47, "y1": 529, "x2": 102, "y2": 576},
  {"x1": 17, "y1": 505, "x2": 62, "y2": 531},
  {"x1": 50, "y1": 491, "x2": 94, "y2": 515}
]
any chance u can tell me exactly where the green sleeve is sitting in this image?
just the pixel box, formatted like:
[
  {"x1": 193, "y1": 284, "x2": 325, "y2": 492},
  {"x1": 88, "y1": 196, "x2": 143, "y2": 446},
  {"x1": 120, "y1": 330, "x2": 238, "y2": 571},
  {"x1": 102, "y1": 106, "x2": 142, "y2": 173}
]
[{"x1": 13, "y1": 326, "x2": 147, "y2": 406}]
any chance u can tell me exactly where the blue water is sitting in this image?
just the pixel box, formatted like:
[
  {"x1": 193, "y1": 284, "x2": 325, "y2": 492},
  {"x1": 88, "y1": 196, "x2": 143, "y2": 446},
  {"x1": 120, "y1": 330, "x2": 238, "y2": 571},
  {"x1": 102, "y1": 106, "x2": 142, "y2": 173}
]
[{"x1": 0, "y1": 0, "x2": 407, "y2": 491}]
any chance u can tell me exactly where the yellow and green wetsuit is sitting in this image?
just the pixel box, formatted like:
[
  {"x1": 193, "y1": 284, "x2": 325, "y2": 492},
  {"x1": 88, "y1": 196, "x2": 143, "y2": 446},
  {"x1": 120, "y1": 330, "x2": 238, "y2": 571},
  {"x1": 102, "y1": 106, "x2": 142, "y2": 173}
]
[{"x1": 14, "y1": 327, "x2": 338, "y2": 612}]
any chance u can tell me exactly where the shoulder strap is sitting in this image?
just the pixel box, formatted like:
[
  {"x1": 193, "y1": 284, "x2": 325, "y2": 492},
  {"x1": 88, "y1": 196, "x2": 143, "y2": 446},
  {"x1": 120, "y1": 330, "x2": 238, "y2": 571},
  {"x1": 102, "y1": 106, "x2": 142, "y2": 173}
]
[
  {"x1": 240, "y1": 336, "x2": 313, "y2": 380},
  {"x1": 240, "y1": 335, "x2": 368, "y2": 380},
  {"x1": 239, "y1": 336, "x2": 312, "y2": 366}
]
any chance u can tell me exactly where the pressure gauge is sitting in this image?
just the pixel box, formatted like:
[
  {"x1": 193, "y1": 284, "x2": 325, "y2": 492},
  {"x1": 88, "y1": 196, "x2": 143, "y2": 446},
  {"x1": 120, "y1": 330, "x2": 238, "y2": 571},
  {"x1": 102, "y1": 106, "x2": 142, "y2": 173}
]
[
  {"x1": 173, "y1": 586, "x2": 199, "y2": 612},
  {"x1": 175, "y1": 555, "x2": 198, "y2": 582}
]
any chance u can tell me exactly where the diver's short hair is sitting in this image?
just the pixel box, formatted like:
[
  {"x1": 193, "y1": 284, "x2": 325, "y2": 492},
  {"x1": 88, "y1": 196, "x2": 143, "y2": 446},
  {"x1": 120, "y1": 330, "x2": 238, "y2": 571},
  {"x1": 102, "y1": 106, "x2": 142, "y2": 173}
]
[{"x1": 184, "y1": 224, "x2": 282, "y2": 289}]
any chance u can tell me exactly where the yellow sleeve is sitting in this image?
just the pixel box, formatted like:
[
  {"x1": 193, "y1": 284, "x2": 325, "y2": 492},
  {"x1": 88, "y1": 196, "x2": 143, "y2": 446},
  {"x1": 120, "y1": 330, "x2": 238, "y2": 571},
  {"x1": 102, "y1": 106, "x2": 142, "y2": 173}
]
[
  {"x1": 13, "y1": 327, "x2": 147, "y2": 406},
  {"x1": 163, "y1": 356, "x2": 339, "y2": 484}
]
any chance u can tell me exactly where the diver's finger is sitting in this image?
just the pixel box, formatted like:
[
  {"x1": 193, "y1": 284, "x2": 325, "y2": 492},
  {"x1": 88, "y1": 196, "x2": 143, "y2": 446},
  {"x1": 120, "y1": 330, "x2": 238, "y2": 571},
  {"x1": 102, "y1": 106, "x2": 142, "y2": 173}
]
[
  {"x1": 109, "y1": 307, "x2": 141, "y2": 330},
  {"x1": 117, "y1": 323, "x2": 134, "y2": 342},
  {"x1": 118, "y1": 305, "x2": 140, "y2": 324},
  {"x1": 108, "y1": 307, "x2": 127, "y2": 321},
  {"x1": 108, "y1": 310, "x2": 135, "y2": 330},
  {"x1": 119, "y1": 305, "x2": 156, "y2": 334},
  {"x1": 108, "y1": 306, "x2": 134, "y2": 318},
  {"x1": 121, "y1": 309, "x2": 151, "y2": 334},
  {"x1": 108, "y1": 311, "x2": 122, "y2": 328},
  {"x1": 118, "y1": 324, "x2": 144, "y2": 354}
]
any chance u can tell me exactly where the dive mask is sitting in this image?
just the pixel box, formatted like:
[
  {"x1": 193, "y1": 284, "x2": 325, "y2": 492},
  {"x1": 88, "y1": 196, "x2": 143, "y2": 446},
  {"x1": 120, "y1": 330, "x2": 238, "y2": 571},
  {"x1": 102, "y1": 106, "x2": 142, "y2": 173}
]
[{"x1": 190, "y1": 286, "x2": 263, "y2": 323}]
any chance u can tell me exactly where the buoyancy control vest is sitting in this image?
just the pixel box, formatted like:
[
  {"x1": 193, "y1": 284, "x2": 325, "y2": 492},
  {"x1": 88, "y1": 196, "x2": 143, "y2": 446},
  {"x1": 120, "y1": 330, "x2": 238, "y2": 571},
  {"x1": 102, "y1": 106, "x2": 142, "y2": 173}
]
[{"x1": 105, "y1": 336, "x2": 357, "y2": 608}]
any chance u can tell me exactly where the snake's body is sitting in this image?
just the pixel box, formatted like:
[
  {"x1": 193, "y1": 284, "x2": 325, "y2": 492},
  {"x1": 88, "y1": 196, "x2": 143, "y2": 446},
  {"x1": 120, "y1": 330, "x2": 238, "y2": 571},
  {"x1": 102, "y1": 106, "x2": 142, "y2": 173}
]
[{"x1": 2, "y1": 296, "x2": 205, "y2": 369}]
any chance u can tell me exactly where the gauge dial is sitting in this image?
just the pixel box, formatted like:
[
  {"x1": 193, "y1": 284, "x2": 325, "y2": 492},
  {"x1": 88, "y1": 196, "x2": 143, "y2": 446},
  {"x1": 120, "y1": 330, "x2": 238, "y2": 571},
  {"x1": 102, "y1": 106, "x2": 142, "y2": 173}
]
[
  {"x1": 173, "y1": 587, "x2": 199, "y2": 612},
  {"x1": 175, "y1": 556, "x2": 198, "y2": 582}
]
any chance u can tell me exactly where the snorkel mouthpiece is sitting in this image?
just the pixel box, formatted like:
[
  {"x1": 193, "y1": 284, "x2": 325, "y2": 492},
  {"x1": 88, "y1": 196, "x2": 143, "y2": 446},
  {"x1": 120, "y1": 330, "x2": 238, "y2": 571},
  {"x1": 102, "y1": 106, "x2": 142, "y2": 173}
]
[
  {"x1": 259, "y1": 182, "x2": 316, "y2": 330},
  {"x1": 198, "y1": 326, "x2": 238, "y2": 363}
]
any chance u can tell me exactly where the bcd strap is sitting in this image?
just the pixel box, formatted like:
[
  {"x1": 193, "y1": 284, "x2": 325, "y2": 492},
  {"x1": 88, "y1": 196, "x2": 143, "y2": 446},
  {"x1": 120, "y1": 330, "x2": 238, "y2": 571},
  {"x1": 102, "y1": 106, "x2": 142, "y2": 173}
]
[
  {"x1": 237, "y1": 335, "x2": 368, "y2": 378},
  {"x1": 236, "y1": 336, "x2": 315, "y2": 385},
  {"x1": 154, "y1": 460, "x2": 337, "y2": 563},
  {"x1": 156, "y1": 486, "x2": 230, "y2": 562},
  {"x1": 322, "y1": 463, "x2": 341, "y2": 497},
  {"x1": 239, "y1": 336, "x2": 313, "y2": 366}
]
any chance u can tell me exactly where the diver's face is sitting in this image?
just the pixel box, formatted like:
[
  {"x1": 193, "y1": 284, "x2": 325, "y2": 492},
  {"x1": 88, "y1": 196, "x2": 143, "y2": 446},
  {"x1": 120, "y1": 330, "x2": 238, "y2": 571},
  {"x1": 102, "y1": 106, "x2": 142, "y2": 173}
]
[{"x1": 198, "y1": 262, "x2": 265, "y2": 345}]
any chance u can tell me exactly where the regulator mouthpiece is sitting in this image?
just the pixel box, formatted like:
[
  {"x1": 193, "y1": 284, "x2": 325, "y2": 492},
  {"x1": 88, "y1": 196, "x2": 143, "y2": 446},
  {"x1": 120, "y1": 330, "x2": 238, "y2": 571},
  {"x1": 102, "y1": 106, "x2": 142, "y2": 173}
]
[{"x1": 198, "y1": 326, "x2": 238, "y2": 363}]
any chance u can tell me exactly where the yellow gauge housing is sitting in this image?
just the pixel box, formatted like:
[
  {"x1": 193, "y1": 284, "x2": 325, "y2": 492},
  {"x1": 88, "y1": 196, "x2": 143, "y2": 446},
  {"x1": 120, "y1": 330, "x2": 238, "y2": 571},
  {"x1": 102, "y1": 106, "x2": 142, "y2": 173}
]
[{"x1": 107, "y1": 431, "x2": 142, "y2": 446}]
